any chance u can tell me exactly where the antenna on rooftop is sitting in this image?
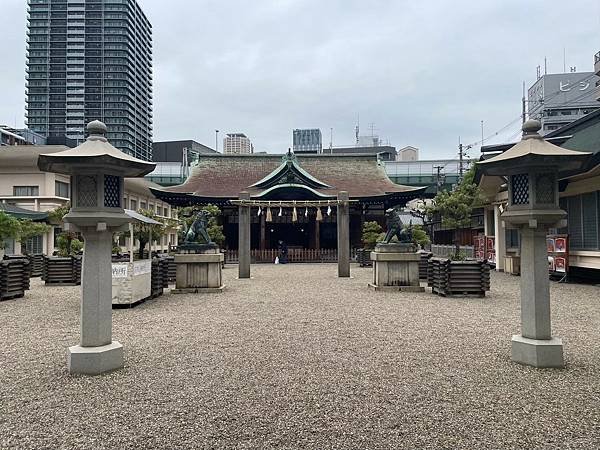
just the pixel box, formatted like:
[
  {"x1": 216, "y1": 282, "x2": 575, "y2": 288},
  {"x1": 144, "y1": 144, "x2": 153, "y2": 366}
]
[
  {"x1": 355, "y1": 114, "x2": 360, "y2": 145},
  {"x1": 369, "y1": 123, "x2": 376, "y2": 137}
]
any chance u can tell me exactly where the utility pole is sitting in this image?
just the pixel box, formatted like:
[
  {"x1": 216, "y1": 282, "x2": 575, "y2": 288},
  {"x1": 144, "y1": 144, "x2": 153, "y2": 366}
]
[
  {"x1": 215, "y1": 129, "x2": 219, "y2": 152},
  {"x1": 458, "y1": 140, "x2": 464, "y2": 184},
  {"x1": 522, "y1": 81, "x2": 527, "y2": 124},
  {"x1": 434, "y1": 165, "x2": 444, "y2": 193}
]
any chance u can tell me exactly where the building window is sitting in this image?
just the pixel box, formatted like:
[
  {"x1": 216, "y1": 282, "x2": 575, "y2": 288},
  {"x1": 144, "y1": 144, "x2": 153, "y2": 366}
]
[
  {"x1": 505, "y1": 229, "x2": 520, "y2": 249},
  {"x1": 14, "y1": 186, "x2": 39, "y2": 196},
  {"x1": 564, "y1": 191, "x2": 600, "y2": 251},
  {"x1": 140, "y1": 201, "x2": 147, "y2": 210},
  {"x1": 25, "y1": 235, "x2": 44, "y2": 254},
  {"x1": 55, "y1": 180, "x2": 70, "y2": 198},
  {"x1": 130, "y1": 199, "x2": 137, "y2": 210}
]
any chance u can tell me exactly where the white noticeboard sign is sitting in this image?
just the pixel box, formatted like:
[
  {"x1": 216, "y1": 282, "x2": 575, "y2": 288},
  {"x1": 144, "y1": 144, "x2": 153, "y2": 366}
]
[
  {"x1": 133, "y1": 259, "x2": 152, "y2": 276},
  {"x1": 112, "y1": 263, "x2": 128, "y2": 278}
]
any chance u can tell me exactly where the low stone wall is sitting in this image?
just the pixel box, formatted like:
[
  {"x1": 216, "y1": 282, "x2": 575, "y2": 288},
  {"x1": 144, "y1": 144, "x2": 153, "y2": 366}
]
[{"x1": 111, "y1": 260, "x2": 152, "y2": 306}]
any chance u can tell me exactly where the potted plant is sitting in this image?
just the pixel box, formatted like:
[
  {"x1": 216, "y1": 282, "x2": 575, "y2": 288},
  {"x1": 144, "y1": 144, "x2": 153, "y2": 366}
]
[
  {"x1": 426, "y1": 167, "x2": 490, "y2": 296},
  {"x1": 17, "y1": 219, "x2": 50, "y2": 277},
  {"x1": 43, "y1": 204, "x2": 83, "y2": 285}
]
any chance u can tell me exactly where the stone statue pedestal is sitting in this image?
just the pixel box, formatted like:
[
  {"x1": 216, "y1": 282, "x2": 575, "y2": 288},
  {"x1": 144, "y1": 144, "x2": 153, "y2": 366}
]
[
  {"x1": 173, "y1": 246, "x2": 224, "y2": 294},
  {"x1": 368, "y1": 243, "x2": 424, "y2": 292}
]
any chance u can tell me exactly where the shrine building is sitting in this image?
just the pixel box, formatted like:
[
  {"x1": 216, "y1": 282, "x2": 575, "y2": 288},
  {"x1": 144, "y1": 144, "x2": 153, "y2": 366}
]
[{"x1": 151, "y1": 151, "x2": 425, "y2": 255}]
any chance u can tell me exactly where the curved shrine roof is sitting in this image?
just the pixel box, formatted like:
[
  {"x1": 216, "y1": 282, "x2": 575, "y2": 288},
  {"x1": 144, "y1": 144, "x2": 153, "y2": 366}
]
[{"x1": 153, "y1": 154, "x2": 424, "y2": 203}]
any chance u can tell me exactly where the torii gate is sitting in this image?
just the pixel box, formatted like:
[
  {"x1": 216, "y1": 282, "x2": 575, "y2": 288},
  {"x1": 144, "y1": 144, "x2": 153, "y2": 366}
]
[{"x1": 231, "y1": 191, "x2": 354, "y2": 279}]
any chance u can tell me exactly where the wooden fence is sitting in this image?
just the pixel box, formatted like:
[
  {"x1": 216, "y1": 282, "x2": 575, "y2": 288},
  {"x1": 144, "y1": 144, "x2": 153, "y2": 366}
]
[
  {"x1": 431, "y1": 244, "x2": 475, "y2": 259},
  {"x1": 224, "y1": 248, "x2": 357, "y2": 264}
]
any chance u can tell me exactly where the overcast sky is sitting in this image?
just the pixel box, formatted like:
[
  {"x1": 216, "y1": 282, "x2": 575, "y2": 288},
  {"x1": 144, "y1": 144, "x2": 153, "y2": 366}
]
[{"x1": 2, "y1": 0, "x2": 599, "y2": 158}]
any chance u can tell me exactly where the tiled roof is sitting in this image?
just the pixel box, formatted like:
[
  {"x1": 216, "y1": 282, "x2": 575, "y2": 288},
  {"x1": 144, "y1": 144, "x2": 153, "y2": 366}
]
[{"x1": 157, "y1": 154, "x2": 423, "y2": 199}]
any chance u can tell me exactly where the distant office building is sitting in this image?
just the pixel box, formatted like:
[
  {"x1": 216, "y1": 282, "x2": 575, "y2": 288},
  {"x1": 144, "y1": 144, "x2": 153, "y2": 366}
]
[
  {"x1": 324, "y1": 145, "x2": 397, "y2": 161},
  {"x1": 528, "y1": 71, "x2": 600, "y2": 135},
  {"x1": 357, "y1": 135, "x2": 379, "y2": 147},
  {"x1": 0, "y1": 126, "x2": 46, "y2": 146},
  {"x1": 293, "y1": 129, "x2": 322, "y2": 153},
  {"x1": 223, "y1": 133, "x2": 253, "y2": 154},
  {"x1": 153, "y1": 140, "x2": 217, "y2": 163},
  {"x1": 149, "y1": 140, "x2": 218, "y2": 186},
  {"x1": 397, "y1": 146, "x2": 419, "y2": 161},
  {"x1": 26, "y1": 0, "x2": 154, "y2": 160}
]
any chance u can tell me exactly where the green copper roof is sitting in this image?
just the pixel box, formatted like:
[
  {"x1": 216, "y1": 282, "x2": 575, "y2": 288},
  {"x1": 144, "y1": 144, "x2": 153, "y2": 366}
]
[{"x1": 250, "y1": 150, "x2": 332, "y2": 189}]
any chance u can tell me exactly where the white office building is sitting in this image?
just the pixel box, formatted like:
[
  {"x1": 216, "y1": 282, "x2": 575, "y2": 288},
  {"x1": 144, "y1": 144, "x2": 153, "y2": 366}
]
[{"x1": 223, "y1": 133, "x2": 253, "y2": 154}]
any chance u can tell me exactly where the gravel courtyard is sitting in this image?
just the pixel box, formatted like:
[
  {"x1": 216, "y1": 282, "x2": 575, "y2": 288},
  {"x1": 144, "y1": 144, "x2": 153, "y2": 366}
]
[{"x1": 1, "y1": 264, "x2": 600, "y2": 449}]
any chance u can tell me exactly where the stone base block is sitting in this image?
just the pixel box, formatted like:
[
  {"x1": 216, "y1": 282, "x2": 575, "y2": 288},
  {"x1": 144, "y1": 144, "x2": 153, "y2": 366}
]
[
  {"x1": 67, "y1": 341, "x2": 124, "y2": 375},
  {"x1": 172, "y1": 285, "x2": 225, "y2": 294},
  {"x1": 370, "y1": 250, "x2": 421, "y2": 290},
  {"x1": 175, "y1": 252, "x2": 224, "y2": 291},
  {"x1": 368, "y1": 283, "x2": 424, "y2": 292},
  {"x1": 511, "y1": 335, "x2": 564, "y2": 368}
]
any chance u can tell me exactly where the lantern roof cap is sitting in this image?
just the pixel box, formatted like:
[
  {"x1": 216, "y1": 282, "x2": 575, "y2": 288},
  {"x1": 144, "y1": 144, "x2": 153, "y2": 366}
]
[
  {"x1": 477, "y1": 119, "x2": 591, "y2": 176},
  {"x1": 37, "y1": 121, "x2": 155, "y2": 177}
]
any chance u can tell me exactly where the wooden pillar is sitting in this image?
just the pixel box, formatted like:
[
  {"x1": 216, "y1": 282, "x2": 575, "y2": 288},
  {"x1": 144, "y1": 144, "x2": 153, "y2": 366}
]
[
  {"x1": 238, "y1": 192, "x2": 251, "y2": 278},
  {"x1": 337, "y1": 191, "x2": 350, "y2": 277},
  {"x1": 314, "y1": 218, "x2": 320, "y2": 250},
  {"x1": 260, "y1": 213, "x2": 266, "y2": 250}
]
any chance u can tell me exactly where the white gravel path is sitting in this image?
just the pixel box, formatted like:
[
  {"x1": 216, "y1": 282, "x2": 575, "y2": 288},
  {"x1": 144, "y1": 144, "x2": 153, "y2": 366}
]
[{"x1": 1, "y1": 264, "x2": 600, "y2": 449}]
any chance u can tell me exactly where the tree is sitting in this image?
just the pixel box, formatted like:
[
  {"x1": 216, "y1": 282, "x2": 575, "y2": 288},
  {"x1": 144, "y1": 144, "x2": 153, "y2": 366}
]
[
  {"x1": 0, "y1": 212, "x2": 51, "y2": 253},
  {"x1": 426, "y1": 165, "x2": 483, "y2": 258},
  {"x1": 361, "y1": 221, "x2": 383, "y2": 249},
  {"x1": 0, "y1": 212, "x2": 21, "y2": 249},
  {"x1": 48, "y1": 202, "x2": 79, "y2": 256},
  {"x1": 47, "y1": 202, "x2": 70, "y2": 224},
  {"x1": 56, "y1": 234, "x2": 83, "y2": 256},
  {"x1": 16, "y1": 220, "x2": 51, "y2": 254},
  {"x1": 410, "y1": 224, "x2": 431, "y2": 248},
  {"x1": 132, "y1": 209, "x2": 166, "y2": 259}
]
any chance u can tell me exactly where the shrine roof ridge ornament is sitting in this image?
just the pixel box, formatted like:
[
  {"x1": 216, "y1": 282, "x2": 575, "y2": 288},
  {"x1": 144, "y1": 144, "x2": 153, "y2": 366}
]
[
  {"x1": 249, "y1": 147, "x2": 332, "y2": 189},
  {"x1": 37, "y1": 120, "x2": 155, "y2": 177}
]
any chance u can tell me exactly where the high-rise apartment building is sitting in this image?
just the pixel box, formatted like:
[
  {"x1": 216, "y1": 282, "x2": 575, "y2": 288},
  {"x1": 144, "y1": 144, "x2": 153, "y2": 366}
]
[
  {"x1": 293, "y1": 129, "x2": 322, "y2": 153},
  {"x1": 26, "y1": 0, "x2": 154, "y2": 161},
  {"x1": 527, "y1": 71, "x2": 600, "y2": 135},
  {"x1": 595, "y1": 51, "x2": 600, "y2": 101},
  {"x1": 223, "y1": 133, "x2": 253, "y2": 154}
]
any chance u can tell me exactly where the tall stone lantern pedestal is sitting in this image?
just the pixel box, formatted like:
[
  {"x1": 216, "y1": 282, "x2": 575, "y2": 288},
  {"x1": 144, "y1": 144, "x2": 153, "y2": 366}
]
[
  {"x1": 478, "y1": 120, "x2": 590, "y2": 368},
  {"x1": 38, "y1": 121, "x2": 155, "y2": 375}
]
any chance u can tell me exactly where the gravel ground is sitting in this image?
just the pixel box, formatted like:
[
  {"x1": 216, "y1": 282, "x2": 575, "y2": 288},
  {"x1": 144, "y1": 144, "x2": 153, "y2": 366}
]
[{"x1": 1, "y1": 264, "x2": 600, "y2": 449}]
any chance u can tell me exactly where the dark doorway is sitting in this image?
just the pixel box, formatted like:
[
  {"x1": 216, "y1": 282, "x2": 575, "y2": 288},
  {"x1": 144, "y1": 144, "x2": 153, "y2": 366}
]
[{"x1": 266, "y1": 223, "x2": 310, "y2": 249}]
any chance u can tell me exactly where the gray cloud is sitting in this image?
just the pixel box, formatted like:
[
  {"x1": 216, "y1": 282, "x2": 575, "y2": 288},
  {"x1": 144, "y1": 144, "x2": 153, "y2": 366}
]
[{"x1": 2, "y1": 0, "x2": 599, "y2": 158}]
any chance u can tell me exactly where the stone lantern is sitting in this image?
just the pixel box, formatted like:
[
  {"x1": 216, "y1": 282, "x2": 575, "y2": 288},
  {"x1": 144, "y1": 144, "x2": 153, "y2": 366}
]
[
  {"x1": 38, "y1": 121, "x2": 155, "y2": 375},
  {"x1": 478, "y1": 119, "x2": 590, "y2": 368}
]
